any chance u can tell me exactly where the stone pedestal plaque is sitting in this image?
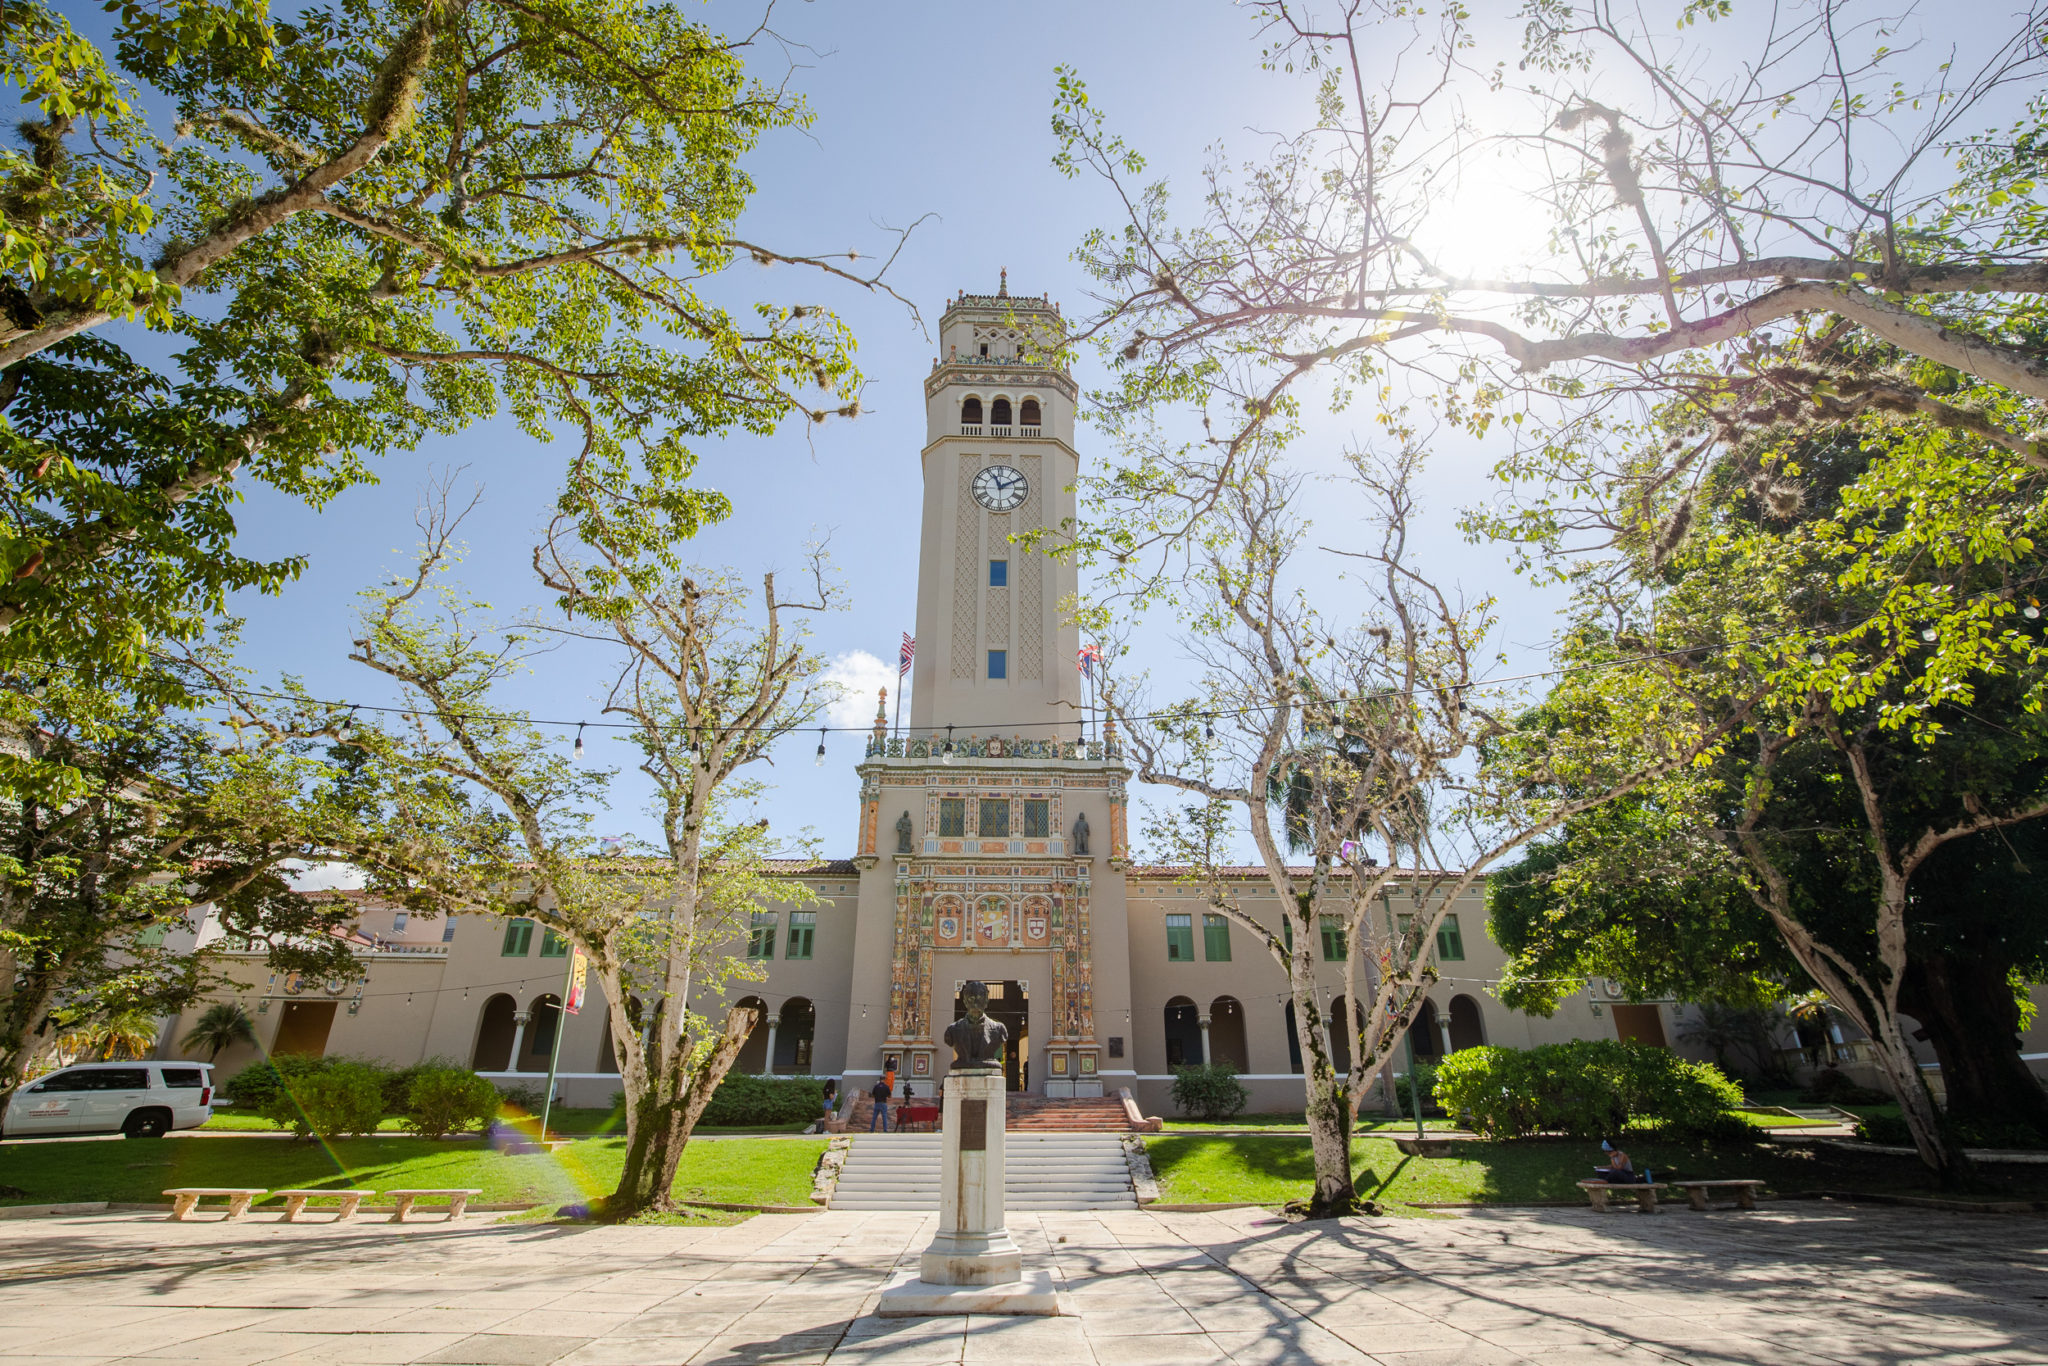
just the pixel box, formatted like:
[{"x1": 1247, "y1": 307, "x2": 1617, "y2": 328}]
[{"x1": 918, "y1": 1070, "x2": 1021, "y2": 1286}]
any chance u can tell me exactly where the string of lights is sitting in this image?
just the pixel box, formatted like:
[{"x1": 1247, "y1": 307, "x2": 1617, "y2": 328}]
[{"x1": 119, "y1": 600, "x2": 1986, "y2": 753}]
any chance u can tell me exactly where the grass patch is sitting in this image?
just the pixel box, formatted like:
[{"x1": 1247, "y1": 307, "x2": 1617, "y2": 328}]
[
  {"x1": 0, "y1": 1135, "x2": 826, "y2": 1212},
  {"x1": 1161, "y1": 1116, "x2": 1461, "y2": 1133},
  {"x1": 200, "y1": 1108, "x2": 805, "y2": 1137},
  {"x1": 1145, "y1": 1133, "x2": 2048, "y2": 1212},
  {"x1": 1733, "y1": 1109, "x2": 1837, "y2": 1128}
]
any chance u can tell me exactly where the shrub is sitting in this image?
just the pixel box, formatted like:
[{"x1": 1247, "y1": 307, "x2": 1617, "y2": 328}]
[
  {"x1": 1394, "y1": 1061, "x2": 1440, "y2": 1115},
  {"x1": 1432, "y1": 1040, "x2": 1742, "y2": 1140},
  {"x1": 696, "y1": 1074, "x2": 825, "y2": 1127},
  {"x1": 403, "y1": 1067, "x2": 502, "y2": 1138},
  {"x1": 259, "y1": 1061, "x2": 386, "y2": 1138},
  {"x1": 384, "y1": 1056, "x2": 467, "y2": 1114},
  {"x1": 496, "y1": 1082, "x2": 545, "y2": 1111},
  {"x1": 220, "y1": 1053, "x2": 330, "y2": 1109},
  {"x1": 1170, "y1": 1062, "x2": 1251, "y2": 1121}
]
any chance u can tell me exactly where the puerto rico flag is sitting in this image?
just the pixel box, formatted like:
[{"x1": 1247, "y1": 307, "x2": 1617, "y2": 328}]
[
  {"x1": 899, "y1": 633, "x2": 916, "y2": 676},
  {"x1": 1077, "y1": 643, "x2": 1102, "y2": 680}
]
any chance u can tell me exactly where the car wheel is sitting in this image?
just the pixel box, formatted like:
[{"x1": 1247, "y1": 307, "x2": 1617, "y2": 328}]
[{"x1": 122, "y1": 1109, "x2": 171, "y2": 1139}]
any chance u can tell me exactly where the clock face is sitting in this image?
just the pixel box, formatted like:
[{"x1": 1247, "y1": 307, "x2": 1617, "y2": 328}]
[{"x1": 972, "y1": 464, "x2": 1028, "y2": 512}]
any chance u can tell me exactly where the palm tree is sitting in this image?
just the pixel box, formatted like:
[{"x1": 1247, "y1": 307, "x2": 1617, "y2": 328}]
[
  {"x1": 180, "y1": 1003, "x2": 257, "y2": 1061},
  {"x1": 54, "y1": 1008, "x2": 163, "y2": 1062}
]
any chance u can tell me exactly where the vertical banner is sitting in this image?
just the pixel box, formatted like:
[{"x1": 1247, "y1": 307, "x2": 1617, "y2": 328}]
[{"x1": 565, "y1": 947, "x2": 589, "y2": 1015}]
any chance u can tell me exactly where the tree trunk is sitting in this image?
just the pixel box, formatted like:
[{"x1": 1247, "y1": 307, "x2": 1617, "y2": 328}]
[
  {"x1": 1901, "y1": 951, "x2": 2048, "y2": 1137},
  {"x1": 608, "y1": 1005, "x2": 757, "y2": 1219},
  {"x1": 1866, "y1": 1011, "x2": 1974, "y2": 1187},
  {"x1": 1291, "y1": 980, "x2": 1359, "y2": 1217}
]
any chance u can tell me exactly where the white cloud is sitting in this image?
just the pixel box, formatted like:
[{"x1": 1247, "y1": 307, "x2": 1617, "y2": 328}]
[{"x1": 823, "y1": 649, "x2": 907, "y2": 731}]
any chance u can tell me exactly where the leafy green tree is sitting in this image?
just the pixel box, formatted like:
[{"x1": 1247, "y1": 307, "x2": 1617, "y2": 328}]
[
  {"x1": 0, "y1": 0, "x2": 914, "y2": 683},
  {"x1": 179, "y1": 1001, "x2": 257, "y2": 1061},
  {"x1": 0, "y1": 659, "x2": 370, "y2": 1113}
]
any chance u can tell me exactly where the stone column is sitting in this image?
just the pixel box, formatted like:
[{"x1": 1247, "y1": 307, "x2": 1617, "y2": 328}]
[
  {"x1": 920, "y1": 1069, "x2": 1021, "y2": 1285},
  {"x1": 1198, "y1": 1014, "x2": 1213, "y2": 1066},
  {"x1": 1436, "y1": 1011, "x2": 1454, "y2": 1059},
  {"x1": 508, "y1": 1011, "x2": 531, "y2": 1073},
  {"x1": 763, "y1": 1020, "x2": 779, "y2": 1075}
]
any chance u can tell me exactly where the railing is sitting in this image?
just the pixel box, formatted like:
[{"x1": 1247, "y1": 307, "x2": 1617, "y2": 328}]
[
  {"x1": 959, "y1": 424, "x2": 982, "y2": 436},
  {"x1": 990, "y1": 424, "x2": 1012, "y2": 437},
  {"x1": 1020, "y1": 425, "x2": 1041, "y2": 437},
  {"x1": 864, "y1": 734, "x2": 1120, "y2": 762}
]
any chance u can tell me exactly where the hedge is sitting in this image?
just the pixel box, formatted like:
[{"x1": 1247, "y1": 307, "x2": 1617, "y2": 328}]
[
  {"x1": 1432, "y1": 1039, "x2": 1744, "y2": 1139},
  {"x1": 696, "y1": 1073, "x2": 827, "y2": 1127},
  {"x1": 1170, "y1": 1062, "x2": 1250, "y2": 1121}
]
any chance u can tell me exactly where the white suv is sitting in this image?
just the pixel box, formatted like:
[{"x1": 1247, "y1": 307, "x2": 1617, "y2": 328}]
[{"x1": 3, "y1": 1061, "x2": 215, "y2": 1139}]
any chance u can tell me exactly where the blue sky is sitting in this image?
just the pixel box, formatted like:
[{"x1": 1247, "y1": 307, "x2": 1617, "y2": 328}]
[{"x1": 211, "y1": 2, "x2": 1581, "y2": 857}]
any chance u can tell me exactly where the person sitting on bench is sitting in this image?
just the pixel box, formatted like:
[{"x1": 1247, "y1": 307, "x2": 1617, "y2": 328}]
[{"x1": 1595, "y1": 1139, "x2": 1651, "y2": 1184}]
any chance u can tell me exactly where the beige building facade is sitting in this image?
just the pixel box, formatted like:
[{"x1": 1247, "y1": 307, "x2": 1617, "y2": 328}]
[{"x1": 164, "y1": 280, "x2": 2036, "y2": 1113}]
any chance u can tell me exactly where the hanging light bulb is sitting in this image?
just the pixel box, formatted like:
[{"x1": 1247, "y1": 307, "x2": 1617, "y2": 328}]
[
  {"x1": 1808, "y1": 651, "x2": 1826, "y2": 666},
  {"x1": 814, "y1": 728, "x2": 827, "y2": 767},
  {"x1": 942, "y1": 725, "x2": 956, "y2": 764},
  {"x1": 2026, "y1": 600, "x2": 2041, "y2": 621},
  {"x1": 573, "y1": 722, "x2": 587, "y2": 760},
  {"x1": 338, "y1": 705, "x2": 359, "y2": 741},
  {"x1": 1921, "y1": 628, "x2": 1938, "y2": 643},
  {"x1": 1204, "y1": 716, "x2": 1215, "y2": 741}
]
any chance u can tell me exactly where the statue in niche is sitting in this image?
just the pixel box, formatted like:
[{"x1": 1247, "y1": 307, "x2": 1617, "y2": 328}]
[
  {"x1": 895, "y1": 810, "x2": 914, "y2": 854},
  {"x1": 1072, "y1": 811, "x2": 1091, "y2": 855},
  {"x1": 945, "y1": 979, "x2": 1009, "y2": 1070}
]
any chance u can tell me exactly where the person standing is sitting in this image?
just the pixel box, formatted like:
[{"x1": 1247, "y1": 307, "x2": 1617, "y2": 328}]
[
  {"x1": 868, "y1": 1075, "x2": 892, "y2": 1132},
  {"x1": 819, "y1": 1078, "x2": 839, "y2": 1129}
]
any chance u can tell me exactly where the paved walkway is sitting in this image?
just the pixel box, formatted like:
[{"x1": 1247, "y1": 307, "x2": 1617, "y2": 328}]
[{"x1": 1, "y1": 1204, "x2": 2044, "y2": 1364}]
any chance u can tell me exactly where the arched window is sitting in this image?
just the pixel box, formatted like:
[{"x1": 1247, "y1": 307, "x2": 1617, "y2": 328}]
[
  {"x1": 775, "y1": 998, "x2": 817, "y2": 1073},
  {"x1": 1207, "y1": 996, "x2": 1250, "y2": 1071},
  {"x1": 961, "y1": 396, "x2": 983, "y2": 427},
  {"x1": 1408, "y1": 998, "x2": 1444, "y2": 1061},
  {"x1": 1020, "y1": 398, "x2": 1042, "y2": 428},
  {"x1": 1164, "y1": 995, "x2": 1202, "y2": 1067},
  {"x1": 521, "y1": 994, "x2": 562, "y2": 1070},
  {"x1": 471, "y1": 993, "x2": 517, "y2": 1072},
  {"x1": 1448, "y1": 994, "x2": 1487, "y2": 1052},
  {"x1": 733, "y1": 995, "x2": 771, "y2": 1074},
  {"x1": 990, "y1": 397, "x2": 1013, "y2": 428}
]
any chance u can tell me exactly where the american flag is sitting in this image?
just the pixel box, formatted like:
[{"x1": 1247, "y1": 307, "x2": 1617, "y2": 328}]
[
  {"x1": 1077, "y1": 643, "x2": 1102, "y2": 680},
  {"x1": 899, "y1": 633, "x2": 916, "y2": 676}
]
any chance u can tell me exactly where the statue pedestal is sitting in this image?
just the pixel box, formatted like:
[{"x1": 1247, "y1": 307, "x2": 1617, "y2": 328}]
[{"x1": 878, "y1": 1069, "x2": 1065, "y2": 1317}]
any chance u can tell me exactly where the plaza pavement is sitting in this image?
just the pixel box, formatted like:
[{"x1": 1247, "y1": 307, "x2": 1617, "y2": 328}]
[{"x1": 0, "y1": 1203, "x2": 2044, "y2": 1365}]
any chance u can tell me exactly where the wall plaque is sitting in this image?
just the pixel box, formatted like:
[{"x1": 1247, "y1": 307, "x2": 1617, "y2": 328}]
[{"x1": 960, "y1": 1098, "x2": 988, "y2": 1151}]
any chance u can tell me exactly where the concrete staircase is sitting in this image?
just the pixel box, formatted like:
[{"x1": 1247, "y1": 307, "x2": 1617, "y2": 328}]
[{"x1": 829, "y1": 1132, "x2": 1137, "y2": 1210}]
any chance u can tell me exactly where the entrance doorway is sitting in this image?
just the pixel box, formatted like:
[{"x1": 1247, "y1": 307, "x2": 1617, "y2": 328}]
[
  {"x1": 953, "y1": 980, "x2": 1028, "y2": 1092},
  {"x1": 271, "y1": 1001, "x2": 337, "y2": 1058}
]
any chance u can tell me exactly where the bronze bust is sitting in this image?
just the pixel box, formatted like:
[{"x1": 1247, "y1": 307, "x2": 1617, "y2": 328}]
[{"x1": 944, "y1": 980, "x2": 1008, "y2": 1070}]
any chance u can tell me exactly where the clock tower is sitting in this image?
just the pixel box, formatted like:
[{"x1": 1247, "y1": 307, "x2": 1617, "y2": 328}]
[
  {"x1": 840, "y1": 277, "x2": 1134, "y2": 1102},
  {"x1": 907, "y1": 276, "x2": 1083, "y2": 736}
]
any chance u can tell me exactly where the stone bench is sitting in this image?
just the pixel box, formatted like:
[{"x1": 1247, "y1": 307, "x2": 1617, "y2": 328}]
[
  {"x1": 1577, "y1": 1180, "x2": 1670, "y2": 1213},
  {"x1": 164, "y1": 1188, "x2": 267, "y2": 1221},
  {"x1": 1671, "y1": 1179, "x2": 1765, "y2": 1211},
  {"x1": 274, "y1": 1189, "x2": 375, "y2": 1222},
  {"x1": 385, "y1": 1189, "x2": 483, "y2": 1223}
]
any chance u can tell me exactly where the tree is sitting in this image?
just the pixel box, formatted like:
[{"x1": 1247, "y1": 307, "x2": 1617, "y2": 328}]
[
  {"x1": 1097, "y1": 441, "x2": 1724, "y2": 1215},
  {"x1": 1054, "y1": 0, "x2": 2048, "y2": 570},
  {"x1": 180, "y1": 1001, "x2": 257, "y2": 1061},
  {"x1": 269, "y1": 484, "x2": 839, "y2": 1218},
  {"x1": 0, "y1": 659, "x2": 368, "y2": 1113},
  {"x1": 0, "y1": 0, "x2": 918, "y2": 683}
]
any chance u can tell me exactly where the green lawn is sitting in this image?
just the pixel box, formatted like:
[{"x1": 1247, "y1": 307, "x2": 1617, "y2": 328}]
[
  {"x1": 1145, "y1": 1133, "x2": 2048, "y2": 1211},
  {"x1": 200, "y1": 1108, "x2": 810, "y2": 1137},
  {"x1": 1161, "y1": 1116, "x2": 1460, "y2": 1133},
  {"x1": 0, "y1": 1135, "x2": 826, "y2": 1215}
]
